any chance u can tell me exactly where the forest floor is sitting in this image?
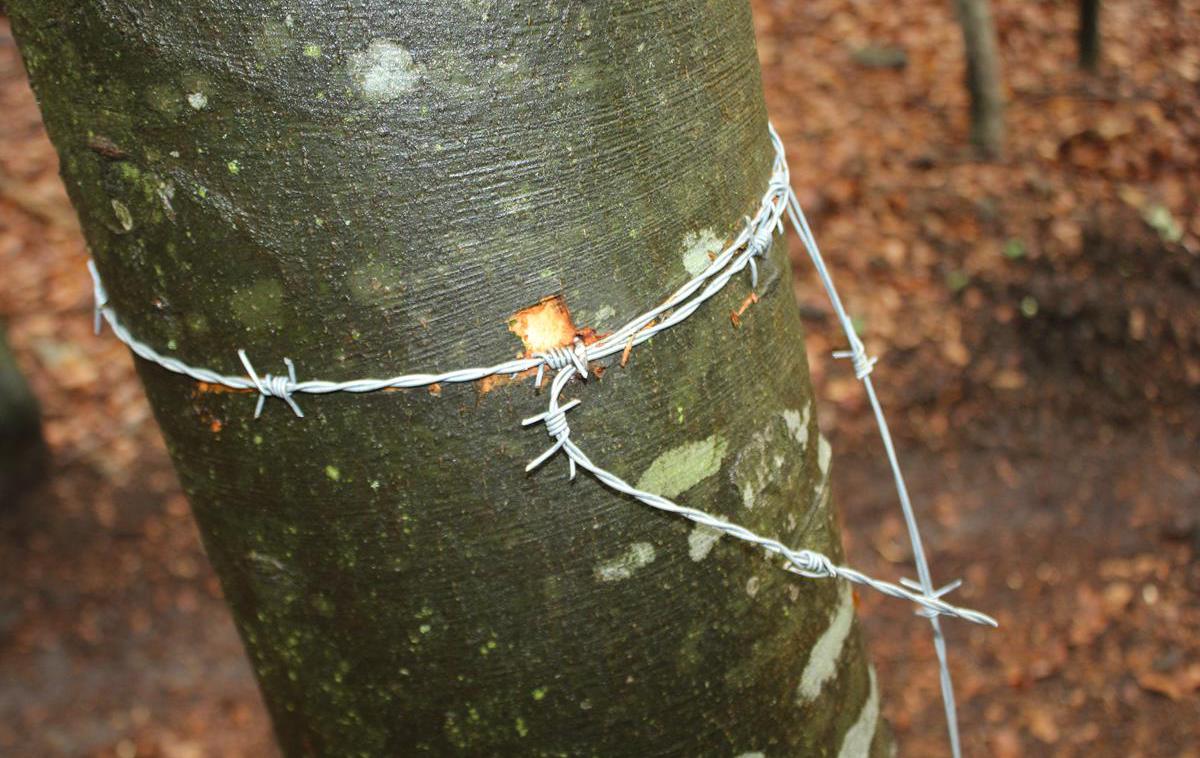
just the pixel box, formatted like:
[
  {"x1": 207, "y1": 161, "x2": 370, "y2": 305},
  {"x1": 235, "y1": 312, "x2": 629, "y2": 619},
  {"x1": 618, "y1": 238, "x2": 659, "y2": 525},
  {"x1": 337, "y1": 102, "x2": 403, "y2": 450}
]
[{"x1": 2, "y1": 1, "x2": 1198, "y2": 756}]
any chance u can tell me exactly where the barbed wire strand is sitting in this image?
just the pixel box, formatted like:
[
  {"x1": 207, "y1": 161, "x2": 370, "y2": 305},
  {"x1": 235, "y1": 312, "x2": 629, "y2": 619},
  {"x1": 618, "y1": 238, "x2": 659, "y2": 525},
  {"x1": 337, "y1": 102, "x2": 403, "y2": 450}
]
[
  {"x1": 86, "y1": 123, "x2": 995, "y2": 756},
  {"x1": 777, "y1": 126, "x2": 966, "y2": 758}
]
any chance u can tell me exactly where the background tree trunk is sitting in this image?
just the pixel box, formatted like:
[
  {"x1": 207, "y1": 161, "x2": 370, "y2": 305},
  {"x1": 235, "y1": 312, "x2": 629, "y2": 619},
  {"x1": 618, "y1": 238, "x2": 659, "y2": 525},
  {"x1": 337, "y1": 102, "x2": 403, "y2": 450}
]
[
  {"x1": 0, "y1": 323, "x2": 45, "y2": 505},
  {"x1": 954, "y1": 0, "x2": 1005, "y2": 156},
  {"x1": 1079, "y1": 0, "x2": 1101, "y2": 72},
  {"x1": 11, "y1": 1, "x2": 889, "y2": 754}
]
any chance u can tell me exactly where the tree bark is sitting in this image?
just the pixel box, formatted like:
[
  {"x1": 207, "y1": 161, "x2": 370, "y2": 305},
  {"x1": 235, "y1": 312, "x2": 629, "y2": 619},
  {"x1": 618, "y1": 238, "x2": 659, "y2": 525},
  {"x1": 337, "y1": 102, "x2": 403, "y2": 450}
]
[
  {"x1": 11, "y1": 1, "x2": 889, "y2": 754},
  {"x1": 1079, "y1": 0, "x2": 1101, "y2": 72},
  {"x1": 0, "y1": 323, "x2": 45, "y2": 505},
  {"x1": 954, "y1": 0, "x2": 1005, "y2": 157}
]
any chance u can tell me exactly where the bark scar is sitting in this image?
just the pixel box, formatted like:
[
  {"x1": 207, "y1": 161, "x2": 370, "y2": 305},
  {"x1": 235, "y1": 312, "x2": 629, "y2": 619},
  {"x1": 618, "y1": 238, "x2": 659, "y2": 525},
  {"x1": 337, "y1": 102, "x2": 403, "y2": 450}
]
[
  {"x1": 484, "y1": 295, "x2": 602, "y2": 395},
  {"x1": 507, "y1": 295, "x2": 579, "y2": 355}
]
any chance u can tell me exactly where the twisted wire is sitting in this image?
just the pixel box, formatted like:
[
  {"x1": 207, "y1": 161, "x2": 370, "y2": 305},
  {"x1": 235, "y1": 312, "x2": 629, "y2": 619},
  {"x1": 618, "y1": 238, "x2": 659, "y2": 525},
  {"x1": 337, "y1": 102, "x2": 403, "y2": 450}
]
[
  {"x1": 87, "y1": 123, "x2": 994, "y2": 756},
  {"x1": 774, "y1": 125, "x2": 969, "y2": 757},
  {"x1": 522, "y1": 364, "x2": 996, "y2": 627}
]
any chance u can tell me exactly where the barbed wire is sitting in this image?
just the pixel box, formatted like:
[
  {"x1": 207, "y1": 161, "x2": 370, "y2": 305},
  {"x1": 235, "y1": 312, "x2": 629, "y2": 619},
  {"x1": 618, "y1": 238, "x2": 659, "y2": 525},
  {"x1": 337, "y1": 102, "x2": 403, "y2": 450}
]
[
  {"x1": 780, "y1": 131, "x2": 968, "y2": 756},
  {"x1": 87, "y1": 122, "x2": 994, "y2": 756}
]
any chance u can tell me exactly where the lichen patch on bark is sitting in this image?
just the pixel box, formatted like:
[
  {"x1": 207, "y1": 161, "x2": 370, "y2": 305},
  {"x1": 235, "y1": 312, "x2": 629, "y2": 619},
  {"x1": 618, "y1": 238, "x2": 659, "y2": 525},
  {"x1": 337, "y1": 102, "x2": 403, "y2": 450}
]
[
  {"x1": 837, "y1": 667, "x2": 880, "y2": 758},
  {"x1": 636, "y1": 434, "x2": 729, "y2": 500},
  {"x1": 594, "y1": 542, "x2": 656, "y2": 582},
  {"x1": 680, "y1": 228, "x2": 723, "y2": 276},
  {"x1": 732, "y1": 409, "x2": 811, "y2": 511},
  {"x1": 817, "y1": 434, "x2": 833, "y2": 476},
  {"x1": 687, "y1": 523, "x2": 723, "y2": 561},
  {"x1": 745, "y1": 575, "x2": 761, "y2": 597},
  {"x1": 782, "y1": 405, "x2": 811, "y2": 446},
  {"x1": 796, "y1": 584, "x2": 855, "y2": 702},
  {"x1": 350, "y1": 40, "x2": 421, "y2": 101}
]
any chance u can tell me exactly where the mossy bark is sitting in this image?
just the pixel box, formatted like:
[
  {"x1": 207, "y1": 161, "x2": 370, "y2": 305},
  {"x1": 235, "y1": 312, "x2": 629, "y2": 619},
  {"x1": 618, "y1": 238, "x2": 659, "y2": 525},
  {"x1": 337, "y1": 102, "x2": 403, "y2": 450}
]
[{"x1": 11, "y1": 1, "x2": 889, "y2": 754}]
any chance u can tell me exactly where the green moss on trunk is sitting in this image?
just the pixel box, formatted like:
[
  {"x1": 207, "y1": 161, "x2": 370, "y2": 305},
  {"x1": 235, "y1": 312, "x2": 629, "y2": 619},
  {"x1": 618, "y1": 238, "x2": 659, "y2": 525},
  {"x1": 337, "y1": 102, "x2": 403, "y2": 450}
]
[{"x1": 12, "y1": 1, "x2": 889, "y2": 754}]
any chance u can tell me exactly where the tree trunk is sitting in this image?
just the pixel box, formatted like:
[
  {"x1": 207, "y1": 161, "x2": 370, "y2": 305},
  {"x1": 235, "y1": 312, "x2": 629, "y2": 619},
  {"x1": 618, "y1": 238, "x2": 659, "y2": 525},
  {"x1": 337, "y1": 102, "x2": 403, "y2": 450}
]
[
  {"x1": 0, "y1": 323, "x2": 45, "y2": 505},
  {"x1": 11, "y1": 2, "x2": 889, "y2": 754},
  {"x1": 1079, "y1": 0, "x2": 1101, "y2": 72},
  {"x1": 954, "y1": 0, "x2": 1005, "y2": 157}
]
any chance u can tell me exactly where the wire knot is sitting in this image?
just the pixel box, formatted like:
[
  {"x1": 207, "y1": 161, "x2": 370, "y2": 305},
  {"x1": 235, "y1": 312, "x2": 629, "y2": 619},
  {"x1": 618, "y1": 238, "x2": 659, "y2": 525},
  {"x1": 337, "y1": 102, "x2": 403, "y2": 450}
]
[
  {"x1": 745, "y1": 217, "x2": 776, "y2": 290},
  {"x1": 833, "y1": 338, "x2": 878, "y2": 380},
  {"x1": 785, "y1": 549, "x2": 836, "y2": 579},
  {"x1": 521, "y1": 398, "x2": 582, "y2": 479},
  {"x1": 533, "y1": 337, "x2": 589, "y2": 388},
  {"x1": 238, "y1": 349, "x2": 304, "y2": 418}
]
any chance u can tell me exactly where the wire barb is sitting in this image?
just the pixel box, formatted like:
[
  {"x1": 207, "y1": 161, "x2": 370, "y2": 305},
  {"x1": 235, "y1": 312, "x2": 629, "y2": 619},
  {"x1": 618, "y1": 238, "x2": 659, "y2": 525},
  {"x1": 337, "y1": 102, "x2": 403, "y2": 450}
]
[
  {"x1": 533, "y1": 337, "x2": 589, "y2": 388},
  {"x1": 774, "y1": 117, "x2": 973, "y2": 757},
  {"x1": 522, "y1": 379, "x2": 582, "y2": 479},
  {"x1": 832, "y1": 339, "x2": 878, "y2": 380},
  {"x1": 237, "y1": 349, "x2": 303, "y2": 418},
  {"x1": 901, "y1": 577, "x2": 965, "y2": 619}
]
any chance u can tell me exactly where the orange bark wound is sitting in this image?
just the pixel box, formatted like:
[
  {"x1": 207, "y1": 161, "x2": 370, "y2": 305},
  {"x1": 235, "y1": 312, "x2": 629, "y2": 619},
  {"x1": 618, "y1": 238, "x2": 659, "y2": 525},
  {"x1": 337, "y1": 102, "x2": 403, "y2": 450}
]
[
  {"x1": 507, "y1": 295, "x2": 578, "y2": 355},
  {"x1": 196, "y1": 382, "x2": 250, "y2": 396},
  {"x1": 479, "y1": 374, "x2": 514, "y2": 394},
  {"x1": 481, "y1": 295, "x2": 603, "y2": 396}
]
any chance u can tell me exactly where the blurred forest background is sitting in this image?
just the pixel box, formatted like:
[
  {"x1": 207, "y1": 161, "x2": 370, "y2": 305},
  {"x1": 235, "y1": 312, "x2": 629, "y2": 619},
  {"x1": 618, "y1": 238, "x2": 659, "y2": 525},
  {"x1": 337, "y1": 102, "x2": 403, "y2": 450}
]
[{"x1": 1, "y1": 0, "x2": 1198, "y2": 756}]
